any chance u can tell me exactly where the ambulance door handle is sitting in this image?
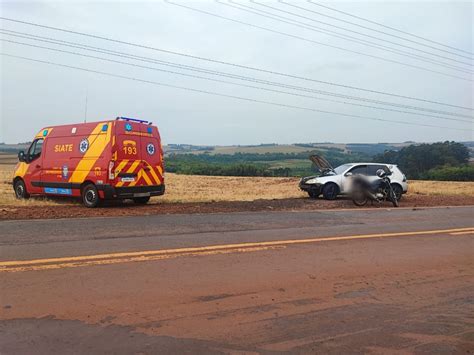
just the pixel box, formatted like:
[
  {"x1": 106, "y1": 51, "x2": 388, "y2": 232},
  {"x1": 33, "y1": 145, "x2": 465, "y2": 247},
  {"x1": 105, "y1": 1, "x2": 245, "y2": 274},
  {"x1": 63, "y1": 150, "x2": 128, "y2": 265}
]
[{"x1": 142, "y1": 161, "x2": 150, "y2": 171}]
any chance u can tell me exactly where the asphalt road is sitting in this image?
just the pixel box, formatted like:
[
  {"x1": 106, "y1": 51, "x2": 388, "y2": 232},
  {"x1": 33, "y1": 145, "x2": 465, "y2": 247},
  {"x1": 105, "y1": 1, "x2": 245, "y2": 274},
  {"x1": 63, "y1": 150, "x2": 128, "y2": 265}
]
[{"x1": 1, "y1": 206, "x2": 473, "y2": 354}]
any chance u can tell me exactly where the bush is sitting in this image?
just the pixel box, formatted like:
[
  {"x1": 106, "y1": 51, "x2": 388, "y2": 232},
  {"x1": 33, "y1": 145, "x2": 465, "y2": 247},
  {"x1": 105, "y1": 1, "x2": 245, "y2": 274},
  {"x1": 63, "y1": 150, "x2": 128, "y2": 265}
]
[{"x1": 420, "y1": 165, "x2": 474, "y2": 181}]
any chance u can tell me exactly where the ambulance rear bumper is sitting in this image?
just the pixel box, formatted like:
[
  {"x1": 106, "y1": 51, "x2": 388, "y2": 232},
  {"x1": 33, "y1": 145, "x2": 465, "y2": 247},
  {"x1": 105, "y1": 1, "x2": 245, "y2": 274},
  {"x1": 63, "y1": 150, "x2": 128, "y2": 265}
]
[{"x1": 101, "y1": 184, "x2": 165, "y2": 199}]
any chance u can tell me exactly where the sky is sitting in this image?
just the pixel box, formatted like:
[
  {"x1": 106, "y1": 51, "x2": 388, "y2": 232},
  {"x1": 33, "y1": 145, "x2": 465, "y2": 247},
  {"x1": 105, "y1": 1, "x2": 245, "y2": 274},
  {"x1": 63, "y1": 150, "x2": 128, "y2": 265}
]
[{"x1": 0, "y1": 0, "x2": 473, "y2": 145}]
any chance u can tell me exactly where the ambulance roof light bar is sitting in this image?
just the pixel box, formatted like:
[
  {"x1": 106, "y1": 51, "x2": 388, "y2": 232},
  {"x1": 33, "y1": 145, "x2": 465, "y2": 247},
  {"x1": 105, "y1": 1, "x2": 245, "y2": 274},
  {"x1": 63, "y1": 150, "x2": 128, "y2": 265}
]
[{"x1": 116, "y1": 116, "x2": 152, "y2": 125}]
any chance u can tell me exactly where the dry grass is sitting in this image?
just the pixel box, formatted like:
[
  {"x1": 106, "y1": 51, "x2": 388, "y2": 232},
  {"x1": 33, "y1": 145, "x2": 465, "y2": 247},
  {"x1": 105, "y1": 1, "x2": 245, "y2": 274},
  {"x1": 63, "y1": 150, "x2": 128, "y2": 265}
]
[
  {"x1": 161, "y1": 175, "x2": 305, "y2": 203},
  {"x1": 161, "y1": 177, "x2": 474, "y2": 203},
  {"x1": 409, "y1": 180, "x2": 474, "y2": 196},
  {"x1": 0, "y1": 162, "x2": 306, "y2": 206},
  {"x1": 1, "y1": 160, "x2": 473, "y2": 207}
]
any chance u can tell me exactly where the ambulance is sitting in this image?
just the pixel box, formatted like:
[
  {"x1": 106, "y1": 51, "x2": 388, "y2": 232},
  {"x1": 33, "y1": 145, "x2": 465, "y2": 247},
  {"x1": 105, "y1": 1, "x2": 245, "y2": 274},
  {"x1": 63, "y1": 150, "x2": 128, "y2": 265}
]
[{"x1": 13, "y1": 117, "x2": 165, "y2": 207}]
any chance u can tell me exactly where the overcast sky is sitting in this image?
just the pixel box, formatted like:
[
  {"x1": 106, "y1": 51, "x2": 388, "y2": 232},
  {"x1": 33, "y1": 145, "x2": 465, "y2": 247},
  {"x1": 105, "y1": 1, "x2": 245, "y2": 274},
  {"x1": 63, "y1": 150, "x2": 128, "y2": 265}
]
[{"x1": 0, "y1": 0, "x2": 473, "y2": 145}]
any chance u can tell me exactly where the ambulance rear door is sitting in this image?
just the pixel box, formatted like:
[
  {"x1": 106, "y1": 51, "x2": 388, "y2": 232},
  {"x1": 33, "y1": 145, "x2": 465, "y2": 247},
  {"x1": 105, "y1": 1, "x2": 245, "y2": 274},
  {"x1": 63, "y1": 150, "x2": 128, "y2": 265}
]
[
  {"x1": 138, "y1": 124, "x2": 163, "y2": 187},
  {"x1": 114, "y1": 120, "x2": 143, "y2": 187}
]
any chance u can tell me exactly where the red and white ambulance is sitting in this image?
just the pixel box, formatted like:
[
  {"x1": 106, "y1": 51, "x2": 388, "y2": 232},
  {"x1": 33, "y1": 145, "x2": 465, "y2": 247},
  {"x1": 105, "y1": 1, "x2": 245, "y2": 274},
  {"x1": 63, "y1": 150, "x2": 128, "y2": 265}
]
[{"x1": 13, "y1": 117, "x2": 165, "y2": 207}]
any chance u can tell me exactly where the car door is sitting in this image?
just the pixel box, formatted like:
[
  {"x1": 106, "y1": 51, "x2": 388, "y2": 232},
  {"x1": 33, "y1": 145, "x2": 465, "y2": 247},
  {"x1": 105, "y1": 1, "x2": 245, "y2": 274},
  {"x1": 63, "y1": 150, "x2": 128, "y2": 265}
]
[
  {"x1": 367, "y1": 165, "x2": 390, "y2": 182},
  {"x1": 341, "y1": 164, "x2": 367, "y2": 192}
]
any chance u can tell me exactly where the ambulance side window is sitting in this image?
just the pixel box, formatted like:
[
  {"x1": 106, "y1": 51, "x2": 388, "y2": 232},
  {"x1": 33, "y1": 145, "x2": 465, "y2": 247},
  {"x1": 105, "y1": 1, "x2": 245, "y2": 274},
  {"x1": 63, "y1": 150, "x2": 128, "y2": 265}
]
[{"x1": 27, "y1": 138, "x2": 44, "y2": 162}]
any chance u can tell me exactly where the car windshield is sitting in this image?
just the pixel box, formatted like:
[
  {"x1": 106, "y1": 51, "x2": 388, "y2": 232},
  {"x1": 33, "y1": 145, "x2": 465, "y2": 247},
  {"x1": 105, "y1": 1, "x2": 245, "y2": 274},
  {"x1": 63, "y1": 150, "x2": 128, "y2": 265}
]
[{"x1": 334, "y1": 164, "x2": 352, "y2": 175}]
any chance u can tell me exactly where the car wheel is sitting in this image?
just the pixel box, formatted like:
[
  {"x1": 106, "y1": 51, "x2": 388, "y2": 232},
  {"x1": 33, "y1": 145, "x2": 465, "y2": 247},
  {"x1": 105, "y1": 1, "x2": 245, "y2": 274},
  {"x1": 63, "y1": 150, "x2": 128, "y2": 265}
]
[
  {"x1": 14, "y1": 179, "x2": 30, "y2": 199},
  {"x1": 391, "y1": 184, "x2": 403, "y2": 201},
  {"x1": 322, "y1": 183, "x2": 339, "y2": 200},
  {"x1": 133, "y1": 196, "x2": 150, "y2": 204},
  {"x1": 82, "y1": 183, "x2": 100, "y2": 208}
]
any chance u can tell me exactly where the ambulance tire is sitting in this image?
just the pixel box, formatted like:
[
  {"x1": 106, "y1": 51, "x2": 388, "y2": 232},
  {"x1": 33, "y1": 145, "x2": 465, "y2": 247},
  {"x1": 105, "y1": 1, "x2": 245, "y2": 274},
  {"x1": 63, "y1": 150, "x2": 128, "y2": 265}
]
[
  {"x1": 133, "y1": 196, "x2": 150, "y2": 204},
  {"x1": 14, "y1": 179, "x2": 30, "y2": 199},
  {"x1": 82, "y1": 183, "x2": 101, "y2": 208}
]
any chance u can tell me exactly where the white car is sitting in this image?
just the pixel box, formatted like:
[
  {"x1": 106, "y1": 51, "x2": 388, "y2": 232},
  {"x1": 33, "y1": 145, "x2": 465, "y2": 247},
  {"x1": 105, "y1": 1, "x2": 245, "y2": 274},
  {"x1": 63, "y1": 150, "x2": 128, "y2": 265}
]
[{"x1": 299, "y1": 155, "x2": 408, "y2": 200}]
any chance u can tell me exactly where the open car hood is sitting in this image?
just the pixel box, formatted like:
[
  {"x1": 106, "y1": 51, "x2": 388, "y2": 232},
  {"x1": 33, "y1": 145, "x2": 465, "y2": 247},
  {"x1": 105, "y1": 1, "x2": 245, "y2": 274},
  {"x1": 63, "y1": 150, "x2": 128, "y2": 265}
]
[{"x1": 308, "y1": 154, "x2": 334, "y2": 173}]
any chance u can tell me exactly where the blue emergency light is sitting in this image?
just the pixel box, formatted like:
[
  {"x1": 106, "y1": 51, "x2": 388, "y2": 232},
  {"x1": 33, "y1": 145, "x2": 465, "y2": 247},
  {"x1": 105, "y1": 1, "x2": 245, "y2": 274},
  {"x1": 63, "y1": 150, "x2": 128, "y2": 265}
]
[{"x1": 116, "y1": 116, "x2": 152, "y2": 125}]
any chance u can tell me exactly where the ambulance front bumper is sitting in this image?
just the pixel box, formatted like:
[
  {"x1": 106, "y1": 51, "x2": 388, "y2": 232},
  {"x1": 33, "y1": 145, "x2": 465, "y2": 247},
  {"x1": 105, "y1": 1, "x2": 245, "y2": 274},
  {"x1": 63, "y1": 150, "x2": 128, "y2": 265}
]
[{"x1": 101, "y1": 184, "x2": 165, "y2": 199}]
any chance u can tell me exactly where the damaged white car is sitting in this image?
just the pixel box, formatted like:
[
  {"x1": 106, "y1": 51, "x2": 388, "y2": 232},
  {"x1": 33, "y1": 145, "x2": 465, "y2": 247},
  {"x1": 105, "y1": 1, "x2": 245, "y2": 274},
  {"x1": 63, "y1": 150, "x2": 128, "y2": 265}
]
[{"x1": 299, "y1": 155, "x2": 408, "y2": 200}]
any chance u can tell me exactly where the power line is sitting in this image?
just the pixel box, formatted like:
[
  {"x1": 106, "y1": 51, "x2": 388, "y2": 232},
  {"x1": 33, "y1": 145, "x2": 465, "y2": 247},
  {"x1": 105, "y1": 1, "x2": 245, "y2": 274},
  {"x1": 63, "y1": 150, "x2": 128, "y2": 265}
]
[
  {"x1": 0, "y1": 17, "x2": 471, "y2": 110},
  {"x1": 3, "y1": 29, "x2": 471, "y2": 120},
  {"x1": 163, "y1": 1, "x2": 473, "y2": 82},
  {"x1": 240, "y1": 1, "x2": 473, "y2": 69},
  {"x1": 3, "y1": 37, "x2": 471, "y2": 124},
  {"x1": 2, "y1": 52, "x2": 471, "y2": 132},
  {"x1": 306, "y1": 0, "x2": 473, "y2": 57},
  {"x1": 2, "y1": 29, "x2": 472, "y2": 120},
  {"x1": 219, "y1": 0, "x2": 472, "y2": 74},
  {"x1": 286, "y1": 1, "x2": 474, "y2": 61},
  {"x1": 5, "y1": 8, "x2": 472, "y2": 82},
  {"x1": 253, "y1": 1, "x2": 474, "y2": 66}
]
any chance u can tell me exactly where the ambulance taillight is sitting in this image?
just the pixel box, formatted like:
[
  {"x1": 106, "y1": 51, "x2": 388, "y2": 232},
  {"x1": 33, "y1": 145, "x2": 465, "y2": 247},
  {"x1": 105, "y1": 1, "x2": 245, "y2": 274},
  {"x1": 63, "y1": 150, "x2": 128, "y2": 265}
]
[{"x1": 108, "y1": 160, "x2": 115, "y2": 180}]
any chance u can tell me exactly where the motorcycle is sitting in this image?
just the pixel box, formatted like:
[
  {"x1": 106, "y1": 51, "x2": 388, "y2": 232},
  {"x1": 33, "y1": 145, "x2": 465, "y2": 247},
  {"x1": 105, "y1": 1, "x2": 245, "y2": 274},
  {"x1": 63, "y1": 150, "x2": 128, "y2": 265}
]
[{"x1": 351, "y1": 169, "x2": 399, "y2": 207}]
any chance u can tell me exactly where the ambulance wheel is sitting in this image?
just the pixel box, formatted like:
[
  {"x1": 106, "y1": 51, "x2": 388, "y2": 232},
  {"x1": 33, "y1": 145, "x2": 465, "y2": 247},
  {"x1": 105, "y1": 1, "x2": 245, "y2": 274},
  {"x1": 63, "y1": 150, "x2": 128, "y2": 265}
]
[
  {"x1": 82, "y1": 183, "x2": 101, "y2": 208},
  {"x1": 133, "y1": 196, "x2": 150, "y2": 204},
  {"x1": 14, "y1": 179, "x2": 30, "y2": 199}
]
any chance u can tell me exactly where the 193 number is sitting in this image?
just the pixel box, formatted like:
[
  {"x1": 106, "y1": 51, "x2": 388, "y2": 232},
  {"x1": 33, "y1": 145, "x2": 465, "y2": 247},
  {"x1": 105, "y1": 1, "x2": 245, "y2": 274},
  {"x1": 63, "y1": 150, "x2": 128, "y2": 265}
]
[{"x1": 123, "y1": 146, "x2": 137, "y2": 155}]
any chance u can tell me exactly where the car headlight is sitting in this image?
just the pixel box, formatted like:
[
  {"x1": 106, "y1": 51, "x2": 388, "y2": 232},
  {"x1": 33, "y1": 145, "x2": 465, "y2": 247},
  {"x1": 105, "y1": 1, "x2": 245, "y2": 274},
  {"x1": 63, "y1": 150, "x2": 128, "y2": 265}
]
[{"x1": 305, "y1": 178, "x2": 319, "y2": 184}]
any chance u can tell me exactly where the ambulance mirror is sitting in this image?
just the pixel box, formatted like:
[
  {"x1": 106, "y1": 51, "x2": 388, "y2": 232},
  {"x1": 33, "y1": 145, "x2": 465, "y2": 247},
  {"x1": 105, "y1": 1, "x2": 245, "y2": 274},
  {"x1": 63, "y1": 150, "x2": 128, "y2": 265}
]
[{"x1": 18, "y1": 151, "x2": 26, "y2": 162}]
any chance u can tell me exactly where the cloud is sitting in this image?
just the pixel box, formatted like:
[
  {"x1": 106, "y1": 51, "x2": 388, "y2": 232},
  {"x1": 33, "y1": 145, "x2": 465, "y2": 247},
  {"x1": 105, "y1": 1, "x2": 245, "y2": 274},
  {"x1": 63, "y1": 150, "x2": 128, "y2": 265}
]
[{"x1": 0, "y1": 0, "x2": 472, "y2": 144}]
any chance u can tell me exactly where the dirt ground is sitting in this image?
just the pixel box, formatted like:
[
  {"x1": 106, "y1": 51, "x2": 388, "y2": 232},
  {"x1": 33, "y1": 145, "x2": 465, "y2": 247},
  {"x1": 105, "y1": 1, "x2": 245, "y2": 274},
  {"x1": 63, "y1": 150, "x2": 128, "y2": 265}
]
[
  {"x1": 2, "y1": 162, "x2": 474, "y2": 220},
  {"x1": 2, "y1": 191, "x2": 474, "y2": 221}
]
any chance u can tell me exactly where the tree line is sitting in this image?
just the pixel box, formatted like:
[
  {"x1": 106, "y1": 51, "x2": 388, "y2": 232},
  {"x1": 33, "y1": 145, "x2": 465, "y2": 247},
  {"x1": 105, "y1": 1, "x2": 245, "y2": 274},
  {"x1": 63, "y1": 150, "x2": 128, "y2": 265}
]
[{"x1": 373, "y1": 141, "x2": 472, "y2": 180}]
